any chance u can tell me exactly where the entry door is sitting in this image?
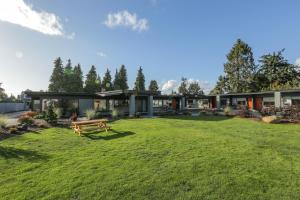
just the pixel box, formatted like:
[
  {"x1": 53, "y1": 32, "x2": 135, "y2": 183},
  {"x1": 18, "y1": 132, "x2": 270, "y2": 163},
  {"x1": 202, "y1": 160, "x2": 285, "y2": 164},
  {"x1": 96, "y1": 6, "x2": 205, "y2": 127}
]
[
  {"x1": 255, "y1": 97, "x2": 262, "y2": 111},
  {"x1": 247, "y1": 97, "x2": 253, "y2": 109}
]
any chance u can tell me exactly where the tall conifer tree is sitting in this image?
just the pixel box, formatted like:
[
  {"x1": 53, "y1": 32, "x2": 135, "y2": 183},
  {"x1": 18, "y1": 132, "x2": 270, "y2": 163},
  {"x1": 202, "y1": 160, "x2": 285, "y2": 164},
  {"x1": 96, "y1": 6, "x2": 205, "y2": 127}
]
[
  {"x1": 224, "y1": 39, "x2": 256, "y2": 93},
  {"x1": 118, "y1": 65, "x2": 129, "y2": 90},
  {"x1": 49, "y1": 57, "x2": 64, "y2": 92},
  {"x1": 102, "y1": 69, "x2": 113, "y2": 91},
  {"x1": 134, "y1": 66, "x2": 145, "y2": 92},
  {"x1": 84, "y1": 65, "x2": 98, "y2": 93}
]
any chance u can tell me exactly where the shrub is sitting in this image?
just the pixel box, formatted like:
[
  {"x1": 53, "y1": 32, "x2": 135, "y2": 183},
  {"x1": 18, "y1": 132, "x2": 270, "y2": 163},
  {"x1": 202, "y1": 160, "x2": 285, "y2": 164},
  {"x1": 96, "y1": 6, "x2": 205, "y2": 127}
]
[
  {"x1": 54, "y1": 108, "x2": 63, "y2": 119},
  {"x1": 45, "y1": 103, "x2": 57, "y2": 125},
  {"x1": 18, "y1": 115, "x2": 34, "y2": 125},
  {"x1": 8, "y1": 127, "x2": 18, "y2": 134},
  {"x1": 86, "y1": 109, "x2": 96, "y2": 120},
  {"x1": 112, "y1": 109, "x2": 119, "y2": 119},
  {"x1": 0, "y1": 115, "x2": 7, "y2": 128},
  {"x1": 22, "y1": 111, "x2": 37, "y2": 118},
  {"x1": 34, "y1": 111, "x2": 46, "y2": 119},
  {"x1": 224, "y1": 106, "x2": 232, "y2": 116}
]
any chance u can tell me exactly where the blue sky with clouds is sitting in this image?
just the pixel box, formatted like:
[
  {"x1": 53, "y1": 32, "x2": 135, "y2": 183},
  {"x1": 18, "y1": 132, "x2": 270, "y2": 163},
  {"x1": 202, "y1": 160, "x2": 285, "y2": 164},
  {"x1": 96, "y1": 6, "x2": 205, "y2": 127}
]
[{"x1": 1, "y1": 0, "x2": 300, "y2": 95}]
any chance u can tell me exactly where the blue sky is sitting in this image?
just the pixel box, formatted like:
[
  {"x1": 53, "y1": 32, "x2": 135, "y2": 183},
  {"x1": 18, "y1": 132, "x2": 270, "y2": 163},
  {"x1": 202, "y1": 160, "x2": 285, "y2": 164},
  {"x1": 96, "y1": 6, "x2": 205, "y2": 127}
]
[{"x1": 1, "y1": 0, "x2": 300, "y2": 95}]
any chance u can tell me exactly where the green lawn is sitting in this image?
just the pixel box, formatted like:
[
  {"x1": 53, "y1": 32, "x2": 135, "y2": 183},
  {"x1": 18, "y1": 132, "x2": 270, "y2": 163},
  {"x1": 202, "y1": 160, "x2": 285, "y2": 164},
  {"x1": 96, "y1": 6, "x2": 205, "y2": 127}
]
[{"x1": 0, "y1": 116, "x2": 299, "y2": 200}]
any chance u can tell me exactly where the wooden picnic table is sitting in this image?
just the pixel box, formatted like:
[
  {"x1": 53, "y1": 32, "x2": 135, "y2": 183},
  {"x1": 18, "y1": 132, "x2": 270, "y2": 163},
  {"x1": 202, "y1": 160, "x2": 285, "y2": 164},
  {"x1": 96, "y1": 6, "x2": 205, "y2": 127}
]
[{"x1": 71, "y1": 119, "x2": 111, "y2": 136}]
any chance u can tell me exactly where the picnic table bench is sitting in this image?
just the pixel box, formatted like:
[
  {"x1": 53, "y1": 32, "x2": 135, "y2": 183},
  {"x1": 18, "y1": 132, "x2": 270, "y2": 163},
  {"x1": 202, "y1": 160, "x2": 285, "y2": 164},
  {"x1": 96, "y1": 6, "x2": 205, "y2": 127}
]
[{"x1": 71, "y1": 119, "x2": 111, "y2": 136}]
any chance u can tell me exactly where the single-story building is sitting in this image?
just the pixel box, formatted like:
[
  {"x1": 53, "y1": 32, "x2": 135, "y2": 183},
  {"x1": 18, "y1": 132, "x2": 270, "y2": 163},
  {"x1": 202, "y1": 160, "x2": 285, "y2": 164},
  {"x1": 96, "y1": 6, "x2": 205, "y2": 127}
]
[
  {"x1": 24, "y1": 89, "x2": 300, "y2": 117},
  {"x1": 25, "y1": 90, "x2": 215, "y2": 117}
]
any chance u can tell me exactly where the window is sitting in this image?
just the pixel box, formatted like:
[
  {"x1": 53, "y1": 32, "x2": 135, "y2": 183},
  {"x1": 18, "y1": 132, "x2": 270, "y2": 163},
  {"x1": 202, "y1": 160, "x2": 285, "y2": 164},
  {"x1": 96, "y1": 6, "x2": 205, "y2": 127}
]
[{"x1": 263, "y1": 101, "x2": 274, "y2": 107}]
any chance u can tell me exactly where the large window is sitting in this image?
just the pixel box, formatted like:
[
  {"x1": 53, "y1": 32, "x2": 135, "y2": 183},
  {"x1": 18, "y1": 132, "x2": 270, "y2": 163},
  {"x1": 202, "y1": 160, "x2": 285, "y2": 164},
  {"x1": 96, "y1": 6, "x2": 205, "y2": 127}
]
[
  {"x1": 153, "y1": 100, "x2": 163, "y2": 107},
  {"x1": 94, "y1": 100, "x2": 107, "y2": 111}
]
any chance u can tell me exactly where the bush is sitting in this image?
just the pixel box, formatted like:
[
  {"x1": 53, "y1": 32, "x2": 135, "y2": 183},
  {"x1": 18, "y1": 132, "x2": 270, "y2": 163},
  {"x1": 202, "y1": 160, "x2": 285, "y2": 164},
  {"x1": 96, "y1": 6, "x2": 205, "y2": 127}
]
[
  {"x1": 224, "y1": 106, "x2": 232, "y2": 116},
  {"x1": 8, "y1": 127, "x2": 18, "y2": 134},
  {"x1": 86, "y1": 109, "x2": 96, "y2": 120},
  {"x1": 0, "y1": 115, "x2": 7, "y2": 128},
  {"x1": 22, "y1": 111, "x2": 37, "y2": 118},
  {"x1": 18, "y1": 115, "x2": 34, "y2": 125},
  {"x1": 34, "y1": 111, "x2": 46, "y2": 119},
  {"x1": 112, "y1": 109, "x2": 119, "y2": 119},
  {"x1": 45, "y1": 103, "x2": 57, "y2": 125},
  {"x1": 54, "y1": 108, "x2": 63, "y2": 119}
]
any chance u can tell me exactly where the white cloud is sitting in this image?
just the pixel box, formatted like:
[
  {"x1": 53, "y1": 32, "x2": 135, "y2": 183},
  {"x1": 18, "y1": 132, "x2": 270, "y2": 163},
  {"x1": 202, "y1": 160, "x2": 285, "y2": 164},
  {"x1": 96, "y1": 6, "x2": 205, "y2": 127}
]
[
  {"x1": 96, "y1": 51, "x2": 107, "y2": 57},
  {"x1": 0, "y1": 0, "x2": 69, "y2": 37},
  {"x1": 295, "y1": 58, "x2": 300, "y2": 66},
  {"x1": 161, "y1": 80, "x2": 178, "y2": 94},
  {"x1": 104, "y1": 10, "x2": 149, "y2": 32},
  {"x1": 160, "y1": 79, "x2": 212, "y2": 94},
  {"x1": 15, "y1": 51, "x2": 23, "y2": 59}
]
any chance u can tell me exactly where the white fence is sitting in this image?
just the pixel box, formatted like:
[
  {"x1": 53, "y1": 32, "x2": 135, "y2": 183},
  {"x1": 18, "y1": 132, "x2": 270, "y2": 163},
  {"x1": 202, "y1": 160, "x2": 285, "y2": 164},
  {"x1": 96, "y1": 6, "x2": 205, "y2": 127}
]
[{"x1": 0, "y1": 103, "x2": 28, "y2": 113}]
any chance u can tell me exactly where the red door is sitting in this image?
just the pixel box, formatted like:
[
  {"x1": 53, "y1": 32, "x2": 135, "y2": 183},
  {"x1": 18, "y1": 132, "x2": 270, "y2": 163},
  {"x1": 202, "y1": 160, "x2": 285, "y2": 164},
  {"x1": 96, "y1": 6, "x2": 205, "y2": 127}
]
[
  {"x1": 211, "y1": 97, "x2": 216, "y2": 108},
  {"x1": 247, "y1": 97, "x2": 253, "y2": 109},
  {"x1": 172, "y1": 99, "x2": 177, "y2": 110},
  {"x1": 255, "y1": 97, "x2": 262, "y2": 111}
]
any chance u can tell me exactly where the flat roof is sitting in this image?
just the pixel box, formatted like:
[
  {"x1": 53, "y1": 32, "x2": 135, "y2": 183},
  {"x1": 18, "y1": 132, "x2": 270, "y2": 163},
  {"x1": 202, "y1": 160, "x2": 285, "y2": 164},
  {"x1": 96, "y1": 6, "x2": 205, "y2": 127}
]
[
  {"x1": 96, "y1": 90, "x2": 161, "y2": 97},
  {"x1": 220, "y1": 89, "x2": 300, "y2": 97}
]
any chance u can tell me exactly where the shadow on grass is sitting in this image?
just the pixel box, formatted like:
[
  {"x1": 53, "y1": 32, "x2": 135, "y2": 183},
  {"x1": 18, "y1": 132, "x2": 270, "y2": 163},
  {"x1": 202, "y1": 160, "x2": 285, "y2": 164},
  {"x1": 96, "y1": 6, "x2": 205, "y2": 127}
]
[
  {"x1": 160, "y1": 115, "x2": 233, "y2": 121},
  {"x1": 0, "y1": 146, "x2": 49, "y2": 161},
  {"x1": 84, "y1": 129, "x2": 136, "y2": 140}
]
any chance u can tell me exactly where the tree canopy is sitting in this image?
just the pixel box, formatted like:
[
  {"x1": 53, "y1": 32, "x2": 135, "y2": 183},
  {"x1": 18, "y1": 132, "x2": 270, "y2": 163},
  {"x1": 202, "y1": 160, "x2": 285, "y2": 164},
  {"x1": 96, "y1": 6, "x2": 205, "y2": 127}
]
[
  {"x1": 134, "y1": 66, "x2": 145, "y2": 92},
  {"x1": 223, "y1": 39, "x2": 256, "y2": 93},
  {"x1": 118, "y1": 65, "x2": 129, "y2": 90},
  {"x1": 178, "y1": 77, "x2": 188, "y2": 95},
  {"x1": 188, "y1": 81, "x2": 203, "y2": 95},
  {"x1": 0, "y1": 83, "x2": 7, "y2": 100},
  {"x1": 102, "y1": 69, "x2": 113, "y2": 91},
  {"x1": 148, "y1": 80, "x2": 159, "y2": 92},
  {"x1": 49, "y1": 57, "x2": 64, "y2": 92},
  {"x1": 84, "y1": 65, "x2": 99, "y2": 93}
]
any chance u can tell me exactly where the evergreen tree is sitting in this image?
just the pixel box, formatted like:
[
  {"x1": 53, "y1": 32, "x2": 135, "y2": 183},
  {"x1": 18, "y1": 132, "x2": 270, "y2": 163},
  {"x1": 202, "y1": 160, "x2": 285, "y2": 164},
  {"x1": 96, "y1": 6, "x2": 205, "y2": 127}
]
[
  {"x1": 49, "y1": 57, "x2": 64, "y2": 92},
  {"x1": 188, "y1": 81, "x2": 203, "y2": 95},
  {"x1": 118, "y1": 65, "x2": 129, "y2": 90},
  {"x1": 73, "y1": 64, "x2": 84, "y2": 92},
  {"x1": 102, "y1": 69, "x2": 113, "y2": 91},
  {"x1": 96, "y1": 75, "x2": 102, "y2": 92},
  {"x1": 0, "y1": 83, "x2": 7, "y2": 100},
  {"x1": 224, "y1": 39, "x2": 256, "y2": 93},
  {"x1": 178, "y1": 77, "x2": 188, "y2": 95},
  {"x1": 113, "y1": 69, "x2": 121, "y2": 90},
  {"x1": 84, "y1": 65, "x2": 98, "y2": 93},
  {"x1": 148, "y1": 80, "x2": 159, "y2": 92},
  {"x1": 257, "y1": 49, "x2": 300, "y2": 90},
  {"x1": 63, "y1": 59, "x2": 74, "y2": 92},
  {"x1": 134, "y1": 66, "x2": 145, "y2": 92},
  {"x1": 210, "y1": 75, "x2": 226, "y2": 95}
]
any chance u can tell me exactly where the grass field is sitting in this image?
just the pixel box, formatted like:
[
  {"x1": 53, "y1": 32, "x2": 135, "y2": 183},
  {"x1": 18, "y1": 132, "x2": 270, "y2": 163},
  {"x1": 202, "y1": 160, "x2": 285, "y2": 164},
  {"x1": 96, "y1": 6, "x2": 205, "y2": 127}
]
[{"x1": 0, "y1": 116, "x2": 299, "y2": 200}]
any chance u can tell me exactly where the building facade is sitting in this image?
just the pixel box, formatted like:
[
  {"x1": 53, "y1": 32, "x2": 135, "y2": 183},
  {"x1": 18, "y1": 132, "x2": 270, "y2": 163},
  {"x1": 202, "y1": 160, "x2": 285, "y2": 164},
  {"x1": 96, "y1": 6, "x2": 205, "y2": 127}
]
[{"x1": 25, "y1": 89, "x2": 300, "y2": 117}]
